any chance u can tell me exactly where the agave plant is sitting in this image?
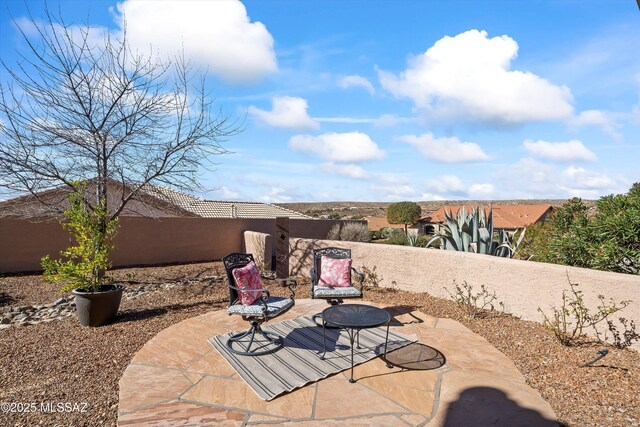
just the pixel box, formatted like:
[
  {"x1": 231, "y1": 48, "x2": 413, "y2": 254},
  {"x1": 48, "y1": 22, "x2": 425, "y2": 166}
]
[{"x1": 426, "y1": 206, "x2": 525, "y2": 258}]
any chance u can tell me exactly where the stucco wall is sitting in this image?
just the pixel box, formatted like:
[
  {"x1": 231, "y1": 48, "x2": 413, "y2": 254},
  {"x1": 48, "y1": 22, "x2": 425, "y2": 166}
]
[
  {"x1": 288, "y1": 237, "x2": 640, "y2": 348},
  {"x1": 243, "y1": 231, "x2": 272, "y2": 270},
  {"x1": 0, "y1": 217, "x2": 341, "y2": 273}
]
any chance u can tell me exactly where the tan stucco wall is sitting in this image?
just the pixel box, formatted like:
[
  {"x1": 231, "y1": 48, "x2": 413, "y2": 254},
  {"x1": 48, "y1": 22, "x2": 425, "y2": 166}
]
[
  {"x1": 0, "y1": 217, "x2": 340, "y2": 273},
  {"x1": 289, "y1": 237, "x2": 640, "y2": 348},
  {"x1": 243, "y1": 231, "x2": 272, "y2": 270}
]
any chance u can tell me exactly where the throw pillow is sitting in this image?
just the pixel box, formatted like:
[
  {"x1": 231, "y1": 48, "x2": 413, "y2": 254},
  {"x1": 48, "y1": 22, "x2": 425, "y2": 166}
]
[
  {"x1": 232, "y1": 261, "x2": 265, "y2": 305},
  {"x1": 319, "y1": 256, "x2": 352, "y2": 288}
]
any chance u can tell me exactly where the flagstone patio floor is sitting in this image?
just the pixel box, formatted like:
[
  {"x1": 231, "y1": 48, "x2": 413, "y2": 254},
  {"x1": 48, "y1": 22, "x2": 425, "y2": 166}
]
[{"x1": 118, "y1": 299, "x2": 558, "y2": 426}]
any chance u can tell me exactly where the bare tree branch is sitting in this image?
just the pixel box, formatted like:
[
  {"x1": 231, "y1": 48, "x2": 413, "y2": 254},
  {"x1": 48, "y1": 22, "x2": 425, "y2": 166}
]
[{"x1": 0, "y1": 8, "x2": 240, "y2": 220}]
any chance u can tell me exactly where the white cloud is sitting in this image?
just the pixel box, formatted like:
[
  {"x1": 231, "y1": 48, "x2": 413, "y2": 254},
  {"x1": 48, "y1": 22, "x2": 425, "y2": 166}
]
[
  {"x1": 248, "y1": 96, "x2": 319, "y2": 130},
  {"x1": 314, "y1": 114, "x2": 416, "y2": 127},
  {"x1": 373, "y1": 114, "x2": 416, "y2": 128},
  {"x1": 371, "y1": 184, "x2": 416, "y2": 201},
  {"x1": 218, "y1": 186, "x2": 240, "y2": 199},
  {"x1": 468, "y1": 183, "x2": 495, "y2": 198},
  {"x1": 114, "y1": 0, "x2": 277, "y2": 84},
  {"x1": 379, "y1": 29, "x2": 574, "y2": 126},
  {"x1": 321, "y1": 163, "x2": 369, "y2": 179},
  {"x1": 259, "y1": 187, "x2": 293, "y2": 203},
  {"x1": 523, "y1": 139, "x2": 597, "y2": 162},
  {"x1": 562, "y1": 166, "x2": 616, "y2": 190},
  {"x1": 423, "y1": 175, "x2": 466, "y2": 195},
  {"x1": 569, "y1": 110, "x2": 621, "y2": 140},
  {"x1": 337, "y1": 75, "x2": 375, "y2": 94},
  {"x1": 495, "y1": 158, "x2": 626, "y2": 199},
  {"x1": 289, "y1": 132, "x2": 385, "y2": 162},
  {"x1": 400, "y1": 133, "x2": 489, "y2": 163},
  {"x1": 421, "y1": 175, "x2": 495, "y2": 200}
]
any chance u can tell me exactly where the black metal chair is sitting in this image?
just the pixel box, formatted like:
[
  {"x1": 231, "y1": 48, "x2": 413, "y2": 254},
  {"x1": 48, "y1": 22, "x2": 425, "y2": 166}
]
[
  {"x1": 310, "y1": 247, "x2": 364, "y2": 324},
  {"x1": 222, "y1": 253, "x2": 297, "y2": 356}
]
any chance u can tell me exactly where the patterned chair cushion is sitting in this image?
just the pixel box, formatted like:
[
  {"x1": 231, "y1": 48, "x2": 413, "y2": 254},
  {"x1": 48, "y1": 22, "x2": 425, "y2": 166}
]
[
  {"x1": 227, "y1": 297, "x2": 294, "y2": 318},
  {"x1": 313, "y1": 286, "x2": 361, "y2": 298},
  {"x1": 231, "y1": 261, "x2": 265, "y2": 305},
  {"x1": 319, "y1": 256, "x2": 352, "y2": 287}
]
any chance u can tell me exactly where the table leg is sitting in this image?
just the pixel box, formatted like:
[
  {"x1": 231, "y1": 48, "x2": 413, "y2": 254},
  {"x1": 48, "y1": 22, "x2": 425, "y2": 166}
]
[
  {"x1": 348, "y1": 328, "x2": 356, "y2": 383},
  {"x1": 384, "y1": 321, "x2": 393, "y2": 368},
  {"x1": 320, "y1": 317, "x2": 327, "y2": 360}
]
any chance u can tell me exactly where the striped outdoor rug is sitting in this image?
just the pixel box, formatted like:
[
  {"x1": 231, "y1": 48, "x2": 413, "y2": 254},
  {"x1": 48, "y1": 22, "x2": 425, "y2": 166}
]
[{"x1": 209, "y1": 315, "x2": 416, "y2": 400}]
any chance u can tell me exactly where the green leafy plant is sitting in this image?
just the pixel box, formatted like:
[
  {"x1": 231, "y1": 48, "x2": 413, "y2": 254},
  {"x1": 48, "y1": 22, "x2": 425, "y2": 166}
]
[
  {"x1": 426, "y1": 206, "x2": 524, "y2": 257},
  {"x1": 518, "y1": 185, "x2": 640, "y2": 274},
  {"x1": 42, "y1": 188, "x2": 118, "y2": 293},
  {"x1": 387, "y1": 201, "x2": 421, "y2": 235},
  {"x1": 538, "y1": 275, "x2": 632, "y2": 346},
  {"x1": 444, "y1": 280, "x2": 505, "y2": 319}
]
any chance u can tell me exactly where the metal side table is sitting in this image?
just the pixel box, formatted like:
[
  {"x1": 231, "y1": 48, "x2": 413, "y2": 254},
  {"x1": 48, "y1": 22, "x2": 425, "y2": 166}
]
[{"x1": 319, "y1": 303, "x2": 392, "y2": 383}]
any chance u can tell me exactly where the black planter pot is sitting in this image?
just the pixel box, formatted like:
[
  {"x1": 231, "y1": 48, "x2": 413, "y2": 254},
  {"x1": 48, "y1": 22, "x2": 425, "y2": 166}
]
[{"x1": 72, "y1": 284, "x2": 125, "y2": 327}]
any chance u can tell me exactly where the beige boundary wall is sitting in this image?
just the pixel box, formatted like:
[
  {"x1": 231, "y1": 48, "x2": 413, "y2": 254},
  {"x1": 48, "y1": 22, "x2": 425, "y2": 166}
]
[
  {"x1": 287, "y1": 237, "x2": 640, "y2": 349},
  {"x1": 0, "y1": 217, "x2": 342, "y2": 273}
]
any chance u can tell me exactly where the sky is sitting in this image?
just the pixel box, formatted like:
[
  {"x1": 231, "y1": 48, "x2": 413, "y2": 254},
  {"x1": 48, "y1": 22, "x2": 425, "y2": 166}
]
[{"x1": 1, "y1": 0, "x2": 639, "y2": 203}]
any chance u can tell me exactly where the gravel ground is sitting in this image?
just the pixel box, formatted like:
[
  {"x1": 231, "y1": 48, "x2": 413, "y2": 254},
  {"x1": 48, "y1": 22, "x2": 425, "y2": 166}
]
[{"x1": 1, "y1": 262, "x2": 638, "y2": 426}]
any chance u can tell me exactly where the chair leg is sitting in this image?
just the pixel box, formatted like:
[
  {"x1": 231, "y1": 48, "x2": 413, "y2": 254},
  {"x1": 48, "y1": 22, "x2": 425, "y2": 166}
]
[{"x1": 226, "y1": 321, "x2": 284, "y2": 356}]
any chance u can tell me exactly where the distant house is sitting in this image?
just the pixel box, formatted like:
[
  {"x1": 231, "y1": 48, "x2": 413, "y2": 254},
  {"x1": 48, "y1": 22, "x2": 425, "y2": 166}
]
[
  {"x1": 144, "y1": 186, "x2": 311, "y2": 219},
  {"x1": 364, "y1": 216, "x2": 419, "y2": 235},
  {"x1": 418, "y1": 204, "x2": 553, "y2": 234},
  {"x1": 0, "y1": 181, "x2": 310, "y2": 220}
]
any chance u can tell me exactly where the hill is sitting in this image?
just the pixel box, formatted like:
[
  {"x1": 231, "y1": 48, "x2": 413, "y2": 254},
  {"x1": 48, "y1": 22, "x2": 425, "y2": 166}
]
[{"x1": 278, "y1": 200, "x2": 594, "y2": 219}]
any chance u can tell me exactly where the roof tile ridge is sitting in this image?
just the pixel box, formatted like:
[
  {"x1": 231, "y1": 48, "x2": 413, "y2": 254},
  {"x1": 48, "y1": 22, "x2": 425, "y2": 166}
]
[{"x1": 268, "y1": 203, "x2": 312, "y2": 218}]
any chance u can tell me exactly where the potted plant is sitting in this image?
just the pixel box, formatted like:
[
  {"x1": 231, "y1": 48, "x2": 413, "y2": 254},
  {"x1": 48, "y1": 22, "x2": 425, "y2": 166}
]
[{"x1": 42, "y1": 187, "x2": 123, "y2": 327}]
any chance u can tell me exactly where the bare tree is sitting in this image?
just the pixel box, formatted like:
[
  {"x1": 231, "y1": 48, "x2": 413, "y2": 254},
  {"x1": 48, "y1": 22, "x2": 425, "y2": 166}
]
[{"x1": 0, "y1": 8, "x2": 239, "y2": 221}]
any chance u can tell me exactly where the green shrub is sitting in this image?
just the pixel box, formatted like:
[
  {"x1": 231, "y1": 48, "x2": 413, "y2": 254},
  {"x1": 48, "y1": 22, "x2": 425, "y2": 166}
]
[
  {"x1": 41, "y1": 188, "x2": 118, "y2": 293},
  {"x1": 520, "y1": 184, "x2": 640, "y2": 274},
  {"x1": 444, "y1": 280, "x2": 505, "y2": 319},
  {"x1": 538, "y1": 275, "x2": 633, "y2": 346},
  {"x1": 387, "y1": 201, "x2": 421, "y2": 235}
]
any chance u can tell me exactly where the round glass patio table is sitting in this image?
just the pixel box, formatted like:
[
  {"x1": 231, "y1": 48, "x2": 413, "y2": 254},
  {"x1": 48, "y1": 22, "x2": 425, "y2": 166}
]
[{"x1": 319, "y1": 304, "x2": 392, "y2": 383}]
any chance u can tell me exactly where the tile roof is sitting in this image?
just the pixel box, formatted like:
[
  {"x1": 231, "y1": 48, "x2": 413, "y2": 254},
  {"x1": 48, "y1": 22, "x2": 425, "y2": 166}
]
[
  {"x1": 144, "y1": 185, "x2": 311, "y2": 219},
  {"x1": 420, "y1": 204, "x2": 553, "y2": 229}
]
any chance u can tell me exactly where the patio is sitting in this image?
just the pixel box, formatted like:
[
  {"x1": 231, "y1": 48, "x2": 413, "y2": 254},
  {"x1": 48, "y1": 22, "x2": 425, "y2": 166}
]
[{"x1": 118, "y1": 299, "x2": 557, "y2": 426}]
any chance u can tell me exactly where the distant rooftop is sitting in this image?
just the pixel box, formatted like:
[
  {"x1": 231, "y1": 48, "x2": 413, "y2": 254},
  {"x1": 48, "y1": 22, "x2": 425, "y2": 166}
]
[
  {"x1": 421, "y1": 204, "x2": 553, "y2": 229},
  {"x1": 145, "y1": 185, "x2": 311, "y2": 219}
]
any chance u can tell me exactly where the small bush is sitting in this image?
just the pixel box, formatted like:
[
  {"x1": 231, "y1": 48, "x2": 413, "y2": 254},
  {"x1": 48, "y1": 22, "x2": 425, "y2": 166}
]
[
  {"x1": 538, "y1": 275, "x2": 633, "y2": 346},
  {"x1": 606, "y1": 318, "x2": 640, "y2": 349},
  {"x1": 327, "y1": 222, "x2": 371, "y2": 242},
  {"x1": 359, "y1": 265, "x2": 383, "y2": 288},
  {"x1": 384, "y1": 233, "x2": 409, "y2": 246},
  {"x1": 445, "y1": 281, "x2": 505, "y2": 319}
]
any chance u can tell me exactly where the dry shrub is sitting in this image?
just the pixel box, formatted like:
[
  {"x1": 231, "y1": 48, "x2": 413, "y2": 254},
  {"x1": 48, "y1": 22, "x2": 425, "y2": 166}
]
[{"x1": 327, "y1": 222, "x2": 370, "y2": 242}]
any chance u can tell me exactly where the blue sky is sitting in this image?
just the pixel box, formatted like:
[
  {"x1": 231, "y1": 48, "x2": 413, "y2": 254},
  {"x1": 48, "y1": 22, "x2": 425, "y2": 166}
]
[{"x1": 1, "y1": 0, "x2": 639, "y2": 202}]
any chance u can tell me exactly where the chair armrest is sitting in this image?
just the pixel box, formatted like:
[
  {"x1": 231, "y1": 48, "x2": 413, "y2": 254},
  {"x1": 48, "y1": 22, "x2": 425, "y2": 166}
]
[
  {"x1": 351, "y1": 267, "x2": 364, "y2": 293},
  {"x1": 264, "y1": 277, "x2": 297, "y2": 299}
]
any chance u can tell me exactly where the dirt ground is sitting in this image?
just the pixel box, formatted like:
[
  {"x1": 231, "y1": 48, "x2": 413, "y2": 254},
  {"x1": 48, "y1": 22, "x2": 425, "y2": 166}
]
[{"x1": 1, "y1": 262, "x2": 638, "y2": 426}]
